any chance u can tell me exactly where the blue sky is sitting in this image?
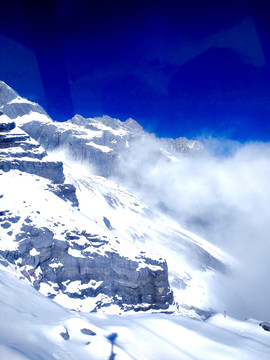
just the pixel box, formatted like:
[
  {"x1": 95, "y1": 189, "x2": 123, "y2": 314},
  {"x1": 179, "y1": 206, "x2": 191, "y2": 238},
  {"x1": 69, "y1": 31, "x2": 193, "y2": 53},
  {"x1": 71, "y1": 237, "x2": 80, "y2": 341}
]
[{"x1": 0, "y1": 0, "x2": 269, "y2": 141}]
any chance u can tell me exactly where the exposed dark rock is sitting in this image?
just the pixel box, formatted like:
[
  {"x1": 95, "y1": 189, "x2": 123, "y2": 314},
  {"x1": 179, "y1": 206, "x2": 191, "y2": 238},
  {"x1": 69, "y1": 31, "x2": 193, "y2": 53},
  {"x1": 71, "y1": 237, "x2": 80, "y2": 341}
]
[
  {"x1": 0, "y1": 159, "x2": 65, "y2": 183},
  {"x1": 103, "y1": 217, "x2": 113, "y2": 230},
  {"x1": 104, "y1": 194, "x2": 118, "y2": 209},
  {"x1": 260, "y1": 322, "x2": 270, "y2": 332},
  {"x1": 0, "y1": 132, "x2": 30, "y2": 147},
  {"x1": 3, "y1": 221, "x2": 173, "y2": 310},
  {"x1": 65, "y1": 232, "x2": 80, "y2": 241},
  {"x1": 0, "y1": 256, "x2": 9, "y2": 267},
  {"x1": 80, "y1": 328, "x2": 96, "y2": 336},
  {"x1": 0, "y1": 121, "x2": 15, "y2": 132},
  {"x1": 46, "y1": 184, "x2": 79, "y2": 207},
  {"x1": 65, "y1": 230, "x2": 109, "y2": 248},
  {"x1": 0, "y1": 250, "x2": 20, "y2": 264},
  {"x1": 0, "y1": 118, "x2": 65, "y2": 183},
  {"x1": 60, "y1": 329, "x2": 70, "y2": 340},
  {"x1": 0, "y1": 215, "x2": 20, "y2": 224},
  {"x1": 1, "y1": 222, "x2": 11, "y2": 229}
]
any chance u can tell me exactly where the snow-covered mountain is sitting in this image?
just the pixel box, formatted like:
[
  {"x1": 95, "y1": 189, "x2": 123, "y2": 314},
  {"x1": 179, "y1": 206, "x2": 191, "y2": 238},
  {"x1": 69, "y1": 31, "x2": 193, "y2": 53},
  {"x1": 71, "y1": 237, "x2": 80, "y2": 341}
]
[
  {"x1": 0, "y1": 81, "x2": 204, "y2": 177},
  {"x1": 0, "y1": 80, "x2": 231, "y2": 316},
  {"x1": 0, "y1": 81, "x2": 49, "y2": 119},
  {"x1": 1, "y1": 80, "x2": 269, "y2": 359},
  {"x1": 0, "y1": 116, "x2": 174, "y2": 313}
]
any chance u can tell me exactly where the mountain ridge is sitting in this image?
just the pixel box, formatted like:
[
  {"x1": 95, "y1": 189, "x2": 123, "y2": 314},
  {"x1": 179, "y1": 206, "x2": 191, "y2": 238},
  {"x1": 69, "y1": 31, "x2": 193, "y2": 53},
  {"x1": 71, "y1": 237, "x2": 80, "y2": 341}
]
[
  {"x1": 1, "y1": 80, "x2": 205, "y2": 176},
  {"x1": 0, "y1": 80, "x2": 231, "y2": 319}
]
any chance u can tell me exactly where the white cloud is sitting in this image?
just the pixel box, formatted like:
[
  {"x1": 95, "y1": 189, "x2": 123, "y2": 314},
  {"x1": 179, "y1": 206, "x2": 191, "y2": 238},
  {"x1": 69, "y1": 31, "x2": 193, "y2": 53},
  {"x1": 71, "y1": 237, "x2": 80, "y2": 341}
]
[{"x1": 114, "y1": 134, "x2": 270, "y2": 320}]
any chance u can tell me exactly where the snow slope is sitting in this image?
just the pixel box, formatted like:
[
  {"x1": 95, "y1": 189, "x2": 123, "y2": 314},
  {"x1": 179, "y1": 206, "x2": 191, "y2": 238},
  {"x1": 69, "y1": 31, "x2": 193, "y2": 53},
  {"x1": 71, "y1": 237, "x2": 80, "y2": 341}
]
[
  {"x1": 87, "y1": 313, "x2": 270, "y2": 360},
  {"x1": 0, "y1": 169, "x2": 172, "y2": 312},
  {"x1": 0, "y1": 80, "x2": 269, "y2": 359},
  {"x1": 0, "y1": 86, "x2": 235, "y2": 317},
  {"x1": 56, "y1": 156, "x2": 233, "y2": 317},
  {"x1": 0, "y1": 261, "x2": 269, "y2": 360},
  {"x1": 0, "y1": 262, "x2": 107, "y2": 360}
]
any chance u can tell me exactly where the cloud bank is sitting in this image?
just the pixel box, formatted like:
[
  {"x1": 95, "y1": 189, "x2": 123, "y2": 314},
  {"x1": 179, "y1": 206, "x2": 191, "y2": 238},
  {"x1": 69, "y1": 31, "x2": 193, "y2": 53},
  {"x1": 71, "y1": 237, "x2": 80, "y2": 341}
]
[{"x1": 114, "y1": 134, "x2": 270, "y2": 320}]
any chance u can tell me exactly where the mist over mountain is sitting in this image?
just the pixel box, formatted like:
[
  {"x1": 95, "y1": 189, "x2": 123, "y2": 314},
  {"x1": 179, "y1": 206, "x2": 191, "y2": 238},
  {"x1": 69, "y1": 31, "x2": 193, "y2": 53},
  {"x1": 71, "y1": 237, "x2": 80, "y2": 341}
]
[
  {"x1": 0, "y1": 81, "x2": 270, "y2": 359},
  {"x1": 115, "y1": 135, "x2": 270, "y2": 319}
]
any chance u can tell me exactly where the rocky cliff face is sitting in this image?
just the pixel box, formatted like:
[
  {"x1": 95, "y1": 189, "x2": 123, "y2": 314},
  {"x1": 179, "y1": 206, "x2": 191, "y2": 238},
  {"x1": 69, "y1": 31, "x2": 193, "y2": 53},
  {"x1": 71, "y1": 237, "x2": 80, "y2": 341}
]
[
  {"x1": 0, "y1": 109, "x2": 173, "y2": 312},
  {"x1": 0, "y1": 81, "x2": 231, "y2": 318},
  {"x1": 0, "y1": 216, "x2": 172, "y2": 311},
  {"x1": 0, "y1": 81, "x2": 48, "y2": 119},
  {"x1": 19, "y1": 114, "x2": 205, "y2": 177},
  {"x1": 0, "y1": 113, "x2": 65, "y2": 183},
  {"x1": 0, "y1": 80, "x2": 204, "y2": 177},
  {"x1": 0, "y1": 170, "x2": 173, "y2": 312}
]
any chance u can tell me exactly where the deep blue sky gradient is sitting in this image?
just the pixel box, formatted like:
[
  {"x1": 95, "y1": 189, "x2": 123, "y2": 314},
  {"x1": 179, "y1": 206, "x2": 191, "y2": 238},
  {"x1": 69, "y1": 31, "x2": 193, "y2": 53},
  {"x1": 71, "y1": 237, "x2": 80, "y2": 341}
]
[{"x1": 0, "y1": 0, "x2": 269, "y2": 141}]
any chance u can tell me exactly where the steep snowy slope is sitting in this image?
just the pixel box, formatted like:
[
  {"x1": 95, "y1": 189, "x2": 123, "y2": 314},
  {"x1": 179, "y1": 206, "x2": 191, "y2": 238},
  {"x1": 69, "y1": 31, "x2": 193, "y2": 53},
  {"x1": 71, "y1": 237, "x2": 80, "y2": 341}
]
[
  {"x1": 0, "y1": 81, "x2": 48, "y2": 119},
  {"x1": 0, "y1": 114, "x2": 173, "y2": 313},
  {"x1": 16, "y1": 111, "x2": 204, "y2": 177},
  {"x1": 0, "y1": 77, "x2": 205, "y2": 178},
  {"x1": 0, "y1": 170, "x2": 172, "y2": 312},
  {"x1": 0, "y1": 113, "x2": 64, "y2": 183},
  {"x1": 0, "y1": 261, "x2": 103, "y2": 360},
  {"x1": 1, "y1": 80, "x2": 269, "y2": 359},
  {"x1": 1, "y1": 261, "x2": 269, "y2": 360},
  {"x1": 0, "y1": 81, "x2": 233, "y2": 317},
  {"x1": 61, "y1": 160, "x2": 232, "y2": 316}
]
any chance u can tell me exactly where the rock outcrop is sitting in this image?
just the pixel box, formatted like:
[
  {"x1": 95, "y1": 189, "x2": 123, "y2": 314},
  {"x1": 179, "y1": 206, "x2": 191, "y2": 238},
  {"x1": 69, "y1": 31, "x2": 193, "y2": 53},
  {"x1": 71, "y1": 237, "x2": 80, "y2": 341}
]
[
  {"x1": 0, "y1": 205, "x2": 173, "y2": 311},
  {"x1": 18, "y1": 114, "x2": 143, "y2": 177},
  {"x1": 18, "y1": 114, "x2": 205, "y2": 177},
  {"x1": 0, "y1": 113, "x2": 65, "y2": 183},
  {"x1": 0, "y1": 108, "x2": 174, "y2": 312},
  {"x1": 4, "y1": 223, "x2": 172, "y2": 309},
  {"x1": 0, "y1": 81, "x2": 231, "y2": 317},
  {"x1": 0, "y1": 81, "x2": 48, "y2": 119},
  {"x1": 0, "y1": 80, "x2": 205, "y2": 177},
  {"x1": 260, "y1": 322, "x2": 270, "y2": 332}
]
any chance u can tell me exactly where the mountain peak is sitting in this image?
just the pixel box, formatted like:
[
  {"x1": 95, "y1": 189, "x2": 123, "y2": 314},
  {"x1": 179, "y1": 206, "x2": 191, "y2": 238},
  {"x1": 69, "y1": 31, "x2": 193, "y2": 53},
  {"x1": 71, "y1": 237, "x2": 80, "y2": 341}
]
[
  {"x1": 0, "y1": 81, "x2": 49, "y2": 120},
  {"x1": 0, "y1": 80, "x2": 19, "y2": 107},
  {"x1": 0, "y1": 112, "x2": 65, "y2": 183},
  {"x1": 124, "y1": 117, "x2": 144, "y2": 133}
]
